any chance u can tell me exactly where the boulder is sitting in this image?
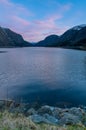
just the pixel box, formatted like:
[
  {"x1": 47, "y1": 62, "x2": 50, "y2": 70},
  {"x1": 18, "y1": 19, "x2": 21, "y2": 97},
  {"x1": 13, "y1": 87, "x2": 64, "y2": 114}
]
[
  {"x1": 69, "y1": 107, "x2": 85, "y2": 117},
  {"x1": 44, "y1": 114, "x2": 58, "y2": 124},
  {"x1": 58, "y1": 113, "x2": 81, "y2": 125},
  {"x1": 38, "y1": 105, "x2": 54, "y2": 115},
  {"x1": 52, "y1": 108, "x2": 63, "y2": 119},
  {"x1": 27, "y1": 108, "x2": 37, "y2": 116},
  {"x1": 29, "y1": 114, "x2": 58, "y2": 125}
]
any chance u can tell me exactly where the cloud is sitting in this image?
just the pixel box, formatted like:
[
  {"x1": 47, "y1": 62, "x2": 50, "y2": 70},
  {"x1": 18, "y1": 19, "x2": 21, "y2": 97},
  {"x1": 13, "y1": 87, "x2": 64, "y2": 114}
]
[
  {"x1": 0, "y1": 0, "x2": 72, "y2": 42},
  {"x1": 0, "y1": 0, "x2": 32, "y2": 37},
  {"x1": 11, "y1": 16, "x2": 30, "y2": 27},
  {"x1": 20, "y1": 14, "x2": 68, "y2": 42},
  {"x1": 0, "y1": 0, "x2": 11, "y2": 5},
  {"x1": 0, "y1": 0, "x2": 31, "y2": 25},
  {"x1": 0, "y1": 0, "x2": 31, "y2": 15}
]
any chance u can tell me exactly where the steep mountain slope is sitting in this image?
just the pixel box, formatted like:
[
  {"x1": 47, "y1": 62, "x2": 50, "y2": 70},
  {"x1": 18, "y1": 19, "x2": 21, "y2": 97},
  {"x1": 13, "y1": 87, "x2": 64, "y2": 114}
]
[
  {"x1": 35, "y1": 25, "x2": 86, "y2": 49},
  {"x1": 0, "y1": 27, "x2": 31, "y2": 47},
  {"x1": 58, "y1": 24, "x2": 86, "y2": 47}
]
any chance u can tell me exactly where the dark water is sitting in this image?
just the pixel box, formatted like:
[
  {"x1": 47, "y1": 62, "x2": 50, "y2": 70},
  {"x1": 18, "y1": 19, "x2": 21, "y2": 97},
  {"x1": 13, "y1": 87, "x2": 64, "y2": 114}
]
[{"x1": 0, "y1": 47, "x2": 86, "y2": 107}]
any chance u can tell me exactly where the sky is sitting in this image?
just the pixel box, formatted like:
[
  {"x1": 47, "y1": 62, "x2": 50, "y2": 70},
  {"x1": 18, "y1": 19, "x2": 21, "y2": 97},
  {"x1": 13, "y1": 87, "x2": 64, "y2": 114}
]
[{"x1": 0, "y1": 0, "x2": 86, "y2": 42}]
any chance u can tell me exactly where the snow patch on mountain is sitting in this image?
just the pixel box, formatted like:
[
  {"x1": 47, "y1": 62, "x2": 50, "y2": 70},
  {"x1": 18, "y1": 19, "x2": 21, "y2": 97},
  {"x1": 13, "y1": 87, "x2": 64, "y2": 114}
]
[{"x1": 71, "y1": 24, "x2": 86, "y2": 31}]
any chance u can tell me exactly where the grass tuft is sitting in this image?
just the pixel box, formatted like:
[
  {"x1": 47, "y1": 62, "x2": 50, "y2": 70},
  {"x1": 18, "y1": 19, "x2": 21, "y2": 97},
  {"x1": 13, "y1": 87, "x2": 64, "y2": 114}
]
[{"x1": 0, "y1": 111, "x2": 86, "y2": 130}]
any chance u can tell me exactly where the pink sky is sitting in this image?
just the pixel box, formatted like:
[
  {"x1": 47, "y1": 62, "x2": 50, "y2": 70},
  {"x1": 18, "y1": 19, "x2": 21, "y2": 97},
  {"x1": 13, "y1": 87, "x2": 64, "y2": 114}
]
[{"x1": 0, "y1": 0, "x2": 84, "y2": 42}]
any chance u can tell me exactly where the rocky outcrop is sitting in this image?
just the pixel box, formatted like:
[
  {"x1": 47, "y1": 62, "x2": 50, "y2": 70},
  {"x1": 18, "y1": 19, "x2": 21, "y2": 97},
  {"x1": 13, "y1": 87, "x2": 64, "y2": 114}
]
[
  {"x1": 29, "y1": 114, "x2": 58, "y2": 124},
  {"x1": 0, "y1": 27, "x2": 31, "y2": 47},
  {"x1": 28, "y1": 106, "x2": 86, "y2": 125},
  {"x1": 0, "y1": 100, "x2": 86, "y2": 126},
  {"x1": 58, "y1": 113, "x2": 80, "y2": 125}
]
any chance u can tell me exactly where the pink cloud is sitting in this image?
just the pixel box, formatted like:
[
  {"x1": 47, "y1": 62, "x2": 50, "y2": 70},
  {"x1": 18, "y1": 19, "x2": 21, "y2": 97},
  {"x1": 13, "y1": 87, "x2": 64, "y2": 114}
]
[
  {"x1": 0, "y1": 0, "x2": 11, "y2": 5},
  {"x1": 33, "y1": 14, "x2": 62, "y2": 30},
  {"x1": 19, "y1": 17, "x2": 68, "y2": 42},
  {"x1": 12, "y1": 16, "x2": 30, "y2": 26},
  {"x1": 22, "y1": 13, "x2": 67, "y2": 42},
  {"x1": 10, "y1": 13, "x2": 68, "y2": 42},
  {"x1": 0, "y1": 0, "x2": 72, "y2": 42},
  {"x1": 0, "y1": 0, "x2": 32, "y2": 20}
]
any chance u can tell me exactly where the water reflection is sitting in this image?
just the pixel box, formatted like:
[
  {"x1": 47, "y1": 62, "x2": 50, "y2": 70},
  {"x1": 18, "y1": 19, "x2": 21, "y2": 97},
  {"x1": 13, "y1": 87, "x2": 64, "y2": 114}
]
[
  {"x1": 0, "y1": 48, "x2": 86, "y2": 106},
  {"x1": 0, "y1": 51, "x2": 7, "y2": 53}
]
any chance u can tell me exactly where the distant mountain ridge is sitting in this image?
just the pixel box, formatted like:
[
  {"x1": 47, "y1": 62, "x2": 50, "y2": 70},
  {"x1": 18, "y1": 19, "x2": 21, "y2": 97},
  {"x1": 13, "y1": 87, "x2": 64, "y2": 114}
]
[
  {"x1": 36, "y1": 24, "x2": 86, "y2": 49},
  {"x1": 0, "y1": 27, "x2": 31, "y2": 47},
  {"x1": 0, "y1": 24, "x2": 86, "y2": 49},
  {"x1": 58, "y1": 24, "x2": 86, "y2": 47},
  {"x1": 37, "y1": 35, "x2": 59, "y2": 47}
]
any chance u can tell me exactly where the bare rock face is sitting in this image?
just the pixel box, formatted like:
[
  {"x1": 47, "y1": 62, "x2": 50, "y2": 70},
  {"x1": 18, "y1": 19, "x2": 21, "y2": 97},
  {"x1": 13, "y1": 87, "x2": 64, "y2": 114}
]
[{"x1": 0, "y1": 27, "x2": 31, "y2": 47}]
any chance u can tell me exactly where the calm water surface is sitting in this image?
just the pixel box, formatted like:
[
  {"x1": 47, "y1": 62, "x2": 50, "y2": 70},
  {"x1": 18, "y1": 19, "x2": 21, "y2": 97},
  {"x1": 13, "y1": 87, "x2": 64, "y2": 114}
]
[{"x1": 0, "y1": 47, "x2": 86, "y2": 107}]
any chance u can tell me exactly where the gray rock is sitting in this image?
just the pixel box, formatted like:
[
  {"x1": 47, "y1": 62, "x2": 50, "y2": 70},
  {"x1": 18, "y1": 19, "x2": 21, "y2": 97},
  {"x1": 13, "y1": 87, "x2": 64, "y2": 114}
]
[
  {"x1": 38, "y1": 105, "x2": 54, "y2": 115},
  {"x1": 29, "y1": 114, "x2": 58, "y2": 125},
  {"x1": 27, "y1": 108, "x2": 37, "y2": 116},
  {"x1": 58, "y1": 113, "x2": 81, "y2": 125},
  {"x1": 29, "y1": 114, "x2": 46, "y2": 123},
  {"x1": 44, "y1": 114, "x2": 58, "y2": 124},
  {"x1": 52, "y1": 108, "x2": 62, "y2": 119},
  {"x1": 69, "y1": 107, "x2": 85, "y2": 118}
]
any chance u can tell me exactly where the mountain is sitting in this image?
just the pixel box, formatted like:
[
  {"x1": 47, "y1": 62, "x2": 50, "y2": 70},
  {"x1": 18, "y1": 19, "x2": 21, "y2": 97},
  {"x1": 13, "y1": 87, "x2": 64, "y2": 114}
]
[
  {"x1": 58, "y1": 24, "x2": 86, "y2": 48},
  {"x1": 0, "y1": 27, "x2": 31, "y2": 47},
  {"x1": 35, "y1": 24, "x2": 86, "y2": 49},
  {"x1": 36, "y1": 35, "x2": 59, "y2": 47},
  {"x1": 1, "y1": 24, "x2": 86, "y2": 49}
]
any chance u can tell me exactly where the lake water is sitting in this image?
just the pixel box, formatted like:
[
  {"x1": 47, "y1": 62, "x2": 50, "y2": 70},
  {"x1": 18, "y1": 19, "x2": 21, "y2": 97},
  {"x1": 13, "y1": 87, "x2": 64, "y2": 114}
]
[{"x1": 0, "y1": 47, "x2": 86, "y2": 107}]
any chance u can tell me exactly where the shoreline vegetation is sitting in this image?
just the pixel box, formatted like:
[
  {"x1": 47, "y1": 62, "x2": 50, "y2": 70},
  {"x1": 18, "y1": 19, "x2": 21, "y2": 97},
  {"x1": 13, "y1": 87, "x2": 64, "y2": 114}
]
[
  {"x1": 0, "y1": 111, "x2": 86, "y2": 130},
  {"x1": 0, "y1": 100, "x2": 86, "y2": 130}
]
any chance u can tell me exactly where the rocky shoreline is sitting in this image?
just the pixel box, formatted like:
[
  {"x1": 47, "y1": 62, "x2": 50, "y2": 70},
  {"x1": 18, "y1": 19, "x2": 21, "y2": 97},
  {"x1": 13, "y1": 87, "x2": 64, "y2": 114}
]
[{"x1": 0, "y1": 100, "x2": 86, "y2": 126}]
